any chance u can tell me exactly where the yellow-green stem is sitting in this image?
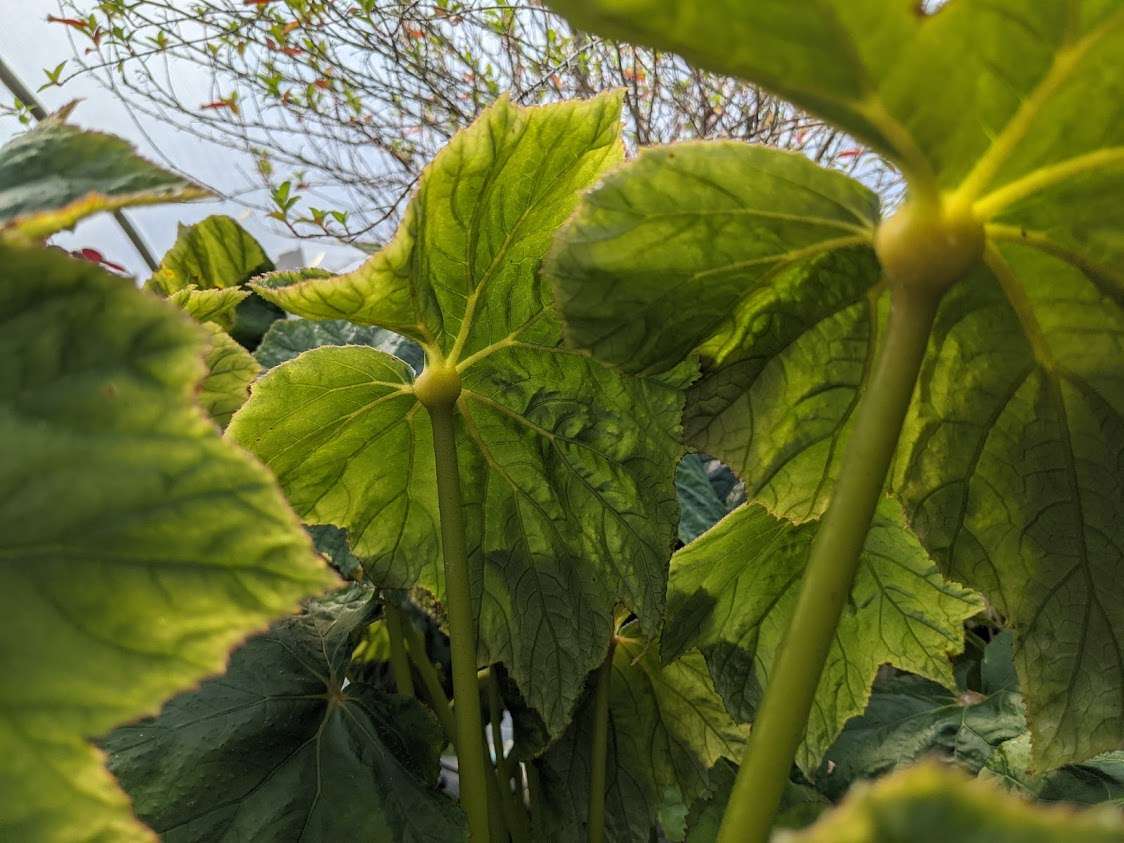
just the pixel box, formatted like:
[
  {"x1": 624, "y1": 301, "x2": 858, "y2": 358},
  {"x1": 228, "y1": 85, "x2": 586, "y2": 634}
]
[
  {"x1": 716, "y1": 284, "x2": 940, "y2": 843},
  {"x1": 482, "y1": 728, "x2": 508, "y2": 842},
  {"x1": 402, "y1": 619, "x2": 456, "y2": 743},
  {"x1": 489, "y1": 674, "x2": 530, "y2": 842},
  {"x1": 588, "y1": 638, "x2": 617, "y2": 843},
  {"x1": 426, "y1": 399, "x2": 491, "y2": 842},
  {"x1": 384, "y1": 604, "x2": 415, "y2": 698}
]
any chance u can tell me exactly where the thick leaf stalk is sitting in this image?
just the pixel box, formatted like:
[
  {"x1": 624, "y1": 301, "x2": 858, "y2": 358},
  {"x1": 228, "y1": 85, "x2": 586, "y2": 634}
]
[
  {"x1": 422, "y1": 368, "x2": 492, "y2": 843},
  {"x1": 718, "y1": 284, "x2": 940, "y2": 843},
  {"x1": 384, "y1": 604, "x2": 416, "y2": 697}
]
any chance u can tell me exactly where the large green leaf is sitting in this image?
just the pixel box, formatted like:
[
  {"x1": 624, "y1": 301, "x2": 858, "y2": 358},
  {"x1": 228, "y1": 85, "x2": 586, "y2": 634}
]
[
  {"x1": 0, "y1": 243, "x2": 332, "y2": 841},
  {"x1": 545, "y1": 143, "x2": 882, "y2": 525},
  {"x1": 890, "y1": 250, "x2": 1124, "y2": 768},
  {"x1": 254, "y1": 316, "x2": 425, "y2": 373},
  {"x1": 545, "y1": 1, "x2": 1124, "y2": 770},
  {"x1": 529, "y1": 627, "x2": 747, "y2": 842},
  {"x1": 229, "y1": 93, "x2": 686, "y2": 735},
  {"x1": 547, "y1": 142, "x2": 880, "y2": 378},
  {"x1": 665, "y1": 498, "x2": 982, "y2": 771},
  {"x1": 687, "y1": 246, "x2": 881, "y2": 523},
  {"x1": 0, "y1": 118, "x2": 206, "y2": 240},
  {"x1": 779, "y1": 761, "x2": 1124, "y2": 843},
  {"x1": 545, "y1": 1, "x2": 1124, "y2": 199},
  {"x1": 105, "y1": 587, "x2": 464, "y2": 841}
]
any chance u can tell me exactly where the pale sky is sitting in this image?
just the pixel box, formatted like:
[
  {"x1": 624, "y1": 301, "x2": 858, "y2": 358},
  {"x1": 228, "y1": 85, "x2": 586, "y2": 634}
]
[{"x1": 1, "y1": 1, "x2": 365, "y2": 277}]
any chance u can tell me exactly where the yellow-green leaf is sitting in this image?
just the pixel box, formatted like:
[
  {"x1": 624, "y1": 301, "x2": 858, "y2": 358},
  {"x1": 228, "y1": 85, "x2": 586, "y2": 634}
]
[
  {"x1": 167, "y1": 286, "x2": 249, "y2": 330},
  {"x1": 198, "y1": 322, "x2": 261, "y2": 428},
  {"x1": 0, "y1": 243, "x2": 332, "y2": 841},
  {"x1": 544, "y1": 1, "x2": 1124, "y2": 769},
  {"x1": 147, "y1": 215, "x2": 274, "y2": 295},
  {"x1": 230, "y1": 93, "x2": 686, "y2": 736},
  {"x1": 665, "y1": 498, "x2": 982, "y2": 770}
]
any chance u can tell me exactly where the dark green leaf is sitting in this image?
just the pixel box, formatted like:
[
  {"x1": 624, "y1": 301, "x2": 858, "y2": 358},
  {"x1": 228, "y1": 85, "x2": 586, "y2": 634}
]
[
  {"x1": 105, "y1": 587, "x2": 464, "y2": 842},
  {"x1": 310, "y1": 524, "x2": 364, "y2": 580},
  {"x1": 229, "y1": 293, "x2": 285, "y2": 350},
  {"x1": 255, "y1": 316, "x2": 425, "y2": 373},
  {"x1": 985, "y1": 736, "x2": 1124, "y2": 809},
  {"x1": 676, "y1": 453, "x2": 729, "y2": 544},
  {"x1": 815, "y1": 673, "x2": 1025, "y2": 800}
]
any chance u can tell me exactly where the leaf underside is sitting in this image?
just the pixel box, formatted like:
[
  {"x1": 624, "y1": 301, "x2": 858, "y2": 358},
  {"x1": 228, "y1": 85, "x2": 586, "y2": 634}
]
[
  {"x1": 665, "y1": 497, "x2": 982, "y2": 772},
  {"x1": 230, "y1": 93, "x2": 686, "y2": 736},
  {"x1": 545, "y1": 0, "x2": 1124, "y2": 768}
]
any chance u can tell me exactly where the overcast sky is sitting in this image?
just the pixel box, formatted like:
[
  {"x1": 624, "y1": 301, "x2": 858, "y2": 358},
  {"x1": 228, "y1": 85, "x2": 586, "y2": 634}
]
[{"x1": 2, "y1": 2, "x2": 365, "y2": 278}]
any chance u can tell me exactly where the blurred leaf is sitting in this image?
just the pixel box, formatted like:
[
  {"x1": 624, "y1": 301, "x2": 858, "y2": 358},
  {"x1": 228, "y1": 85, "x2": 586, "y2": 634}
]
[
  {"x1": 146, "y1": 215, "x2": 274, "y2": 295},
  {"x1": 675, "y1": 453, "x2": 729, "y2": 545},
  {"x1": 166, "y1": 285, "x2": 249, "y2": 330},
  {"x1": 684, "y1": 759, "x2": 827, "y2": 842},
  {"x1": 0, "y1": 120, "x2": 206, "y2": 241},
  {"x1": 0, "y1": 243, "x2": 330, "y2": 841},
  {"x1": 779, "y1": 761, "x2": 1124, "y2": 843},
  {"x1": 309, "y1": 523, "x2": 364, "y2": 580},
  {"x1": 985, "y1": 736, "x2": 1124, "y2": 809}
]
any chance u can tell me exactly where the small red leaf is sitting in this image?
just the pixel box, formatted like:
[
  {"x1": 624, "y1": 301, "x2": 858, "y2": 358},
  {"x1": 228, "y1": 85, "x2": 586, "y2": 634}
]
[{"x1": 47, "y1": 15, "x2": 88, "y2": 30}]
